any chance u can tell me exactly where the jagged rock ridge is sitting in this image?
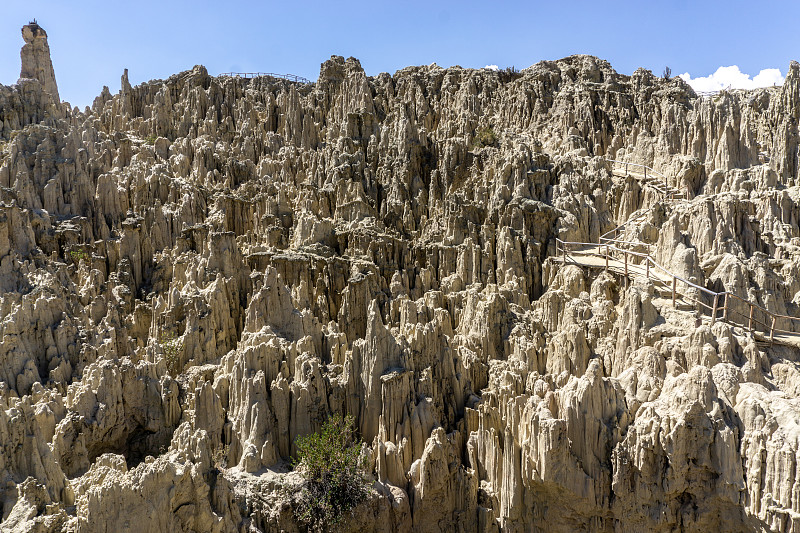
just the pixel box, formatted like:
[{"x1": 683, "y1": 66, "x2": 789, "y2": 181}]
[{"x1": 1, "y1": 22, "x2": 800, "y2": 533}]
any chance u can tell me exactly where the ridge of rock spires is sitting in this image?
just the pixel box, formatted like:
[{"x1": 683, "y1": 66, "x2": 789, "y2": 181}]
[
  {"x1": 19, "y1": 20, "x2": 60, "y2": 102},
  {"x1": 3, "y1": 21, "x2": 800, "y2": 533}
]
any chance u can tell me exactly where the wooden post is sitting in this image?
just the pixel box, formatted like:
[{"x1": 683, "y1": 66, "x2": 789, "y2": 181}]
[
  {"x1": 771, "y1": 316, "x2": 776, "y2": 344},
  {"x1": 722, "y1": 293, "x2": 729, "y2": 321},
  {"x1": 646, "y1": 259, "x2": 650, "y2": 279},
  {"x1": 711, "y1": 293, "x2": 719, "y2": 325},
  {"x1": 605, "y1": 245, "x2": 609, "y2": 271},
  {"x1": 672, "y1": 276, "x2": 676, "y2": 306},
  {"x1": 748, "y1": 304, "x2": 754, "y2": 331},
  {"x1": 644, "y1": 167, "x2": 647, "y2": 180},
  {"x1": 625, "y1": 163, "x2": 628, "y2": 176},
  {"x1": 624, "y1": 251, "x2": 628, "y2": 278}
]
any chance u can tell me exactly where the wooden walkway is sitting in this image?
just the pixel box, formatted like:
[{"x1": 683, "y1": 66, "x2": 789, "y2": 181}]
[{"x1": 553, "y1": 160, "x2": 800, "y2": 350}]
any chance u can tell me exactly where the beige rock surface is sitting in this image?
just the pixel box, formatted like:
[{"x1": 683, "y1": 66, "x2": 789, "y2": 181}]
[
  {"x1": 2, "y1": 22, "x2": 800, "y2": 532},
  {"x1": 19, "y1": 22, "x2": 59, "y2": 103}
]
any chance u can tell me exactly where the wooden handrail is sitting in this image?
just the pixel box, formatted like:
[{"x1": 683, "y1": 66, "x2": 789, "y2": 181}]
[
  {"x1": 556, "y1": 156, "x2": 799, "y2": 343},
  {"x1": 555, "y1": 236, "x2": 800, "y2": 340},
  {"x1": 599, "y1": 237, "x2": 651, "y2": 248},
  {"x1": 605, "y1": 158, "x2": 688, "y2": 203},
  {"x1": 605, "y1": 158, "x2": 667, "y2": 180}
]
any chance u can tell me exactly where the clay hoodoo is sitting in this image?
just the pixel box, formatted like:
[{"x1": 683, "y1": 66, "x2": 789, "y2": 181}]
[
  {"x1": 19, "y1": 20, "x2": 60, "y2": 102},
  {"x1": 1, "y1": 22, "x2": 800, "y2": 533}
]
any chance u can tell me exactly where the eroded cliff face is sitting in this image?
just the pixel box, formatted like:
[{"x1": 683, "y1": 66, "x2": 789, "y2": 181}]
[{"x1": 2, "y1": 27, "x2": 800, "y2": 531}]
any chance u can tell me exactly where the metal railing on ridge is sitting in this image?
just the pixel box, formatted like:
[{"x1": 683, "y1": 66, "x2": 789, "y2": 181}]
[
  {"x1": 219, "y1": 72, "x2": 312, "y2": 84},
  {"x1": 553, "y1": 157, "x2": 800, "y2": 344}
]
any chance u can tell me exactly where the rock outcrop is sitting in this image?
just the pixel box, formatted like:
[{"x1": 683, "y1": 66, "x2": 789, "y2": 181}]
[
  {"x1": 2, "y1": 22, "x2": 800, "y2": 532},
  {"x1": 19, "y1": 21, "x2": 59, "y2": 103}
]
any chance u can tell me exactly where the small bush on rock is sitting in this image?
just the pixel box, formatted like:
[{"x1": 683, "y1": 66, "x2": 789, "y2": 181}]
[
  {"x1": 212, "y1": 444, "x2": 229, "y2": 471},
  {"x1": 472, "y1": 126, "x2": 497, "y2": 149},
  {"x1": 293, "y1": 414, "x2": 370, "y2": 531},
  {"x1": 158, "y1": 331, "x2": 183, "y2": 375},
  {"x1": 69, "y1": 248, "x2": 89, "y2": 263}
]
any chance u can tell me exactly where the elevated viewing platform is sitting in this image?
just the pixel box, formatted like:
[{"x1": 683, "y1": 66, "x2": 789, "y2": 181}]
[{"x1": 554, "y1": 158, "x2": 800, "y2": 350}]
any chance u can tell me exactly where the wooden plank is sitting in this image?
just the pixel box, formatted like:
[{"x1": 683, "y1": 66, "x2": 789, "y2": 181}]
[
  {"x1": 723, "y1": 293, "x2": 728, "y2": 321},
  {"x1": 711, "y1": 293, "x2": 718, "y2": 325}
]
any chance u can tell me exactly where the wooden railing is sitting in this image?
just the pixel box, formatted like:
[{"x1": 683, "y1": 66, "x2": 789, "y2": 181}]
[
  {"x1": 599, "y1": 211, "x2": 653, "y2": 252},
  {"x1": 605, "y1": 159, "x2": 689, "y2": 201},
  {"x1": 695, "y1": 86, "x2": 732, "y2": 97},
  {"x1": 219, "y1": 72, "x2": 312, "y2": 84},
  {"x1": 555, "y1": 157, "x2": 800, "y2": 343},
  {"x1": 555, "y1": 238, "x2": 800, "y2": 343}
]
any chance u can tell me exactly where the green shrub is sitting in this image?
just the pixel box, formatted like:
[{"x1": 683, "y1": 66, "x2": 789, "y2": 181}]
[
  {"x1": 158, "y1": 331, "x2": 183, "y2": 375},
  {"x1": 144, "y1": 134, "x2": 158, "y2": 145},
  {"x1": 293, "y1": 414, "x2": 370, "y2": 531},
  {"x1": 472, "y1": 126, "x2": 497, "y2": 149},
  {"x1": 69, "y1": 249, "x2": 89, "y2": 263},
  {"x1": 212, "y1": 444, "x2": 229, "y2": 471}
]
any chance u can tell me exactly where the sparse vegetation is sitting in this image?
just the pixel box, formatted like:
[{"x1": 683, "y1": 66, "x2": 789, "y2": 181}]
[
  {"x1": 663, "y1": 66, "x2": 672, "y2": 80},
  {"x1": 293, "y1": 414, "x2": 370, "y2": 531},
  {"x1": 472, "y1": 126, "x2": 498, "y2": 149},
  {"x1": 498, "y1": 65, "x2": 522, "y2": 83},
  {"x1": 144, "y1": 134, "x2": 158, "y2": 145},
  {"x1": 69, "y1": 249, "x2": 89, "y2": 263},
  {"x1": 212, "y1": 444, "x2": 230, "y2": 471},
  {"x1": 158, "y1": 330, "x2": 183, "y2": 375}
]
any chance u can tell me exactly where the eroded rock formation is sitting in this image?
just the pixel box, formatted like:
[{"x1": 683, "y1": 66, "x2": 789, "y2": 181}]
[
  {"x1": 2, "y1": 21, "x2": 800, "y2": 532},
  {"x1": 19, "y1": 21, "x2": 59, "y2": 103}
]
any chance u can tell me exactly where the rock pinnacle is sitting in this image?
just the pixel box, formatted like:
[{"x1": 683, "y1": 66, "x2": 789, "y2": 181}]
[{"x1": 19, "y1": 20, "x2": 60, "y2": 102}]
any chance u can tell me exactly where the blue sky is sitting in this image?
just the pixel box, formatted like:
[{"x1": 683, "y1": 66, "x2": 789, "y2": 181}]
[{"x1": 1, "y1": 0, "x2": 798, "y2": 107}]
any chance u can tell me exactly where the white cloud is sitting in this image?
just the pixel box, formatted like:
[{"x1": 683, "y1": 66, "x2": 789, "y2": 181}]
[
  {"x1": 679, "y1": 65, "x2": 784, "y2": 93},
  {"x1": 484, "y1": 64, "x2": 499, "y2": 71}
]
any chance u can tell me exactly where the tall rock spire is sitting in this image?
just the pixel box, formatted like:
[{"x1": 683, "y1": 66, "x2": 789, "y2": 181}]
[{"x1": 19, "y1": 20, "x2": 60, "y2": 102}]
